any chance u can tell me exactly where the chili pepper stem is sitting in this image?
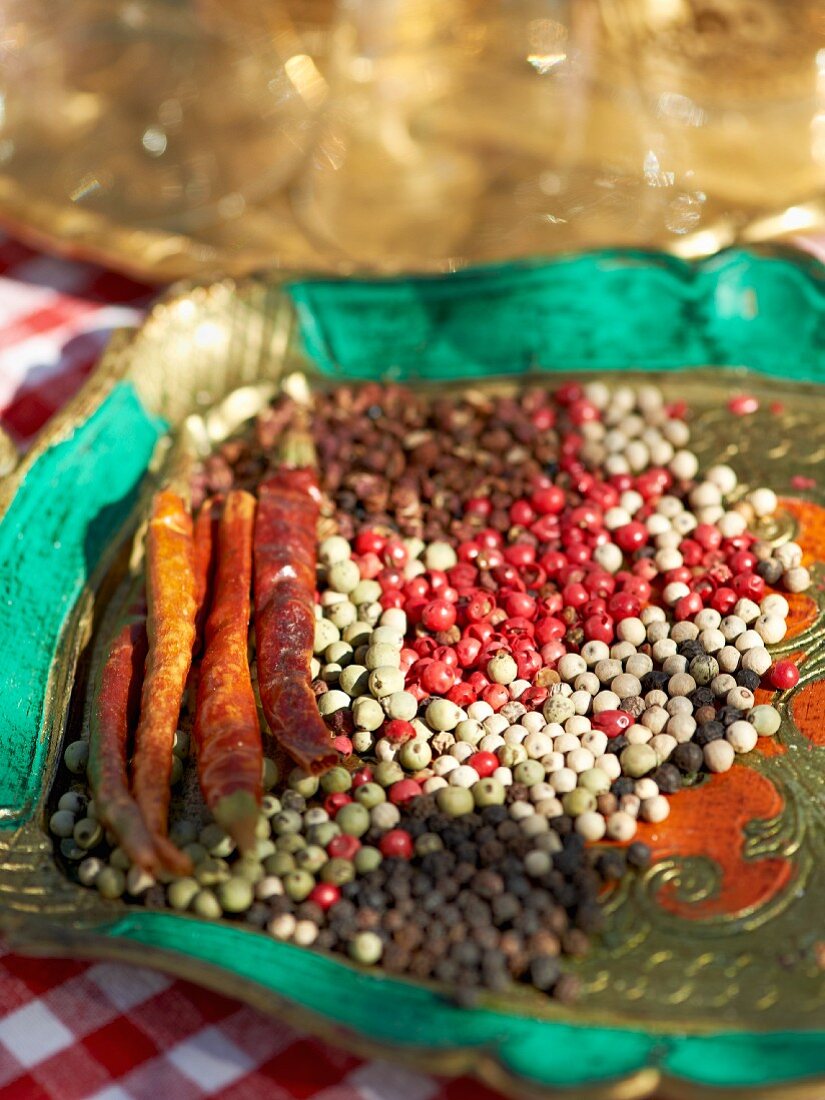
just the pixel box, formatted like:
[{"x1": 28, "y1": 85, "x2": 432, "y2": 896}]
[
  {"x1": 278, "y1": 426, "x2": 317, "y2": 471},
  {"x1": 213, "y1": 791, "x2": 260, "y2": 855}
]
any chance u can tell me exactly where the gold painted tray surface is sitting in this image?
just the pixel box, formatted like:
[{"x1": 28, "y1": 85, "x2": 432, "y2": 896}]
[{"x1": 0, "y1": 267, "x2": 824, "y2": 1099}]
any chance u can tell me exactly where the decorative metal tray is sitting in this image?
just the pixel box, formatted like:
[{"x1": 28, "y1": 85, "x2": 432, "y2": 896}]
[{"x1": 1, "y1": 249, "x2": 824, "y2": 1099}]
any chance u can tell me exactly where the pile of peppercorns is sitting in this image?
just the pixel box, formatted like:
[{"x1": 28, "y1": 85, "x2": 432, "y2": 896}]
[{"x1": 61, "y1": 380, "x2": 811, "y2": 1003}]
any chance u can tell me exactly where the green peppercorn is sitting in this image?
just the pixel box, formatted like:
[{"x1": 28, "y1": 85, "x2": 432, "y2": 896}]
[
  {"x1": 233, "y1": 857, "x2": 265, "y2": 884},
  {"x1": 195, "y1": 857, "x2": 231, "y2": 886},
  {"x1": 275, "y1": 833, "x2": 307, "y2": 854},
  {"x1": 271, "y1": 809, "x2": 302, "y2": 835},
  {"x1": 336, "y1": 802, "x2": 370, "y2": 837},
  {"x1": 436, "y1": 786, "x2": 475, "y2": 817},
  {"x1": 343, "y1": 621, "x2": 373, "y2": 646},
  {"x1": 496, "y1": 744, "x2": 526, "y2": 769},
  {"x1": 620, "y1": 744, "x2": 658, "y2": 778},
  {"x1": 167, "y1": 877, "x2": 200, "y2": 911},
  {"x1": 578, "y1": 767, "x2": 611, "y2": 795},
  {"x1": 109, "y1": 846, "x2": 132, "y2": 871},
  {"x1": 374, "y1": 761, "x2": 404, "y2": 787},
  {"x1": 64, "y1": 740, "x2": 89, "y2": 774},
  {"x1": 261, "y1": 794, "x2": 282, "y2": 818},
  {"x1": 73, "y1": 817, "x2": 102, "y2": 850},
  {"x1": 414, "y1": 832, "x2": 444, "y2": 857},
  {"x1": 472, "y1": 777, "x2": 506, "y2": 808},
  {"x1": 320, "y1": 766, "x2": 352, "y2": 794},
  {"x1": 320, "y1": 857, "x2": 356, "y2": 885},
  {"x1": 398, "y1": 739, "x2": 433, "y2": 771},
  {"x1": 307, "y1": 822, "x2": 340, "y2": 848},
  {"x1": 368, "y1": 666, "x2": 405, "y2": 698},
  {"x1": 96, "y1": 866, "x2": 125, "y2": 899},
  {"x1": 192, "y1": 889, "x2": 222, "y2": 919},
  {"x1": 289, "y1": 768, "x2": 320, "y2": 798},
  {"x1": 294, "y1": 845, "x2": 328, "y2": 874},
  {"x1": 264, "y1": 851, "x2": 295, "y2": 876},
  {"x1": 172, "y1": 728, "x2": 190, "y2": 758},
  {"x1": 169, "y1": 756, "x2": 184, "y2": 786},
  {"x1": 352, "y1": 696, "x2": 384, "y2": 731},
  {"x1": 255, "y1": 836, "x2": 278, "y2": 862},
  {"x1": 254, "y1": 816, "x2": 270, "y2": 840},
  {"x1": 283, "y1": 870, "x2": 315, "y2": 902},
  {"x1": 353, "y1": 782, "x2": 386, "y2": 809},
  {"x1": 169, "y1": 819, "x2": 198, "y2": 848},
  {"x1": 262, "y1": 758, "x2": 279, "y2": 790},
  {"x1": 60, "y1": 838, "x2": 85, "y2": 861},
  {"x1": 349, "y1": 931, "x2": 383, "y2": 965},
  {"x1": 354, "y1": 846, "x2": 383, "y2": 874},
  {"x1": 218, "y1": 877, "x2": 254, "y2": 913},
  {"x1": 562, "y1": 788, "x2": 597, "y2": 817},
  {"x1": 182, "y1": 842, "x2": 209, "y2": 866},
  {"x1": 58, "y1": 791, "x2": 87, "y2": 815},
  {"x1": 200, "y1": 824, "x2": 235, "y2": 857},
  {"x1": 513, "y1": 759, "x2": 544, "y2": 787},
  {"x1": 339, "y1": 665, "x2": 370, "y2": 697},
  {"x1": 49, "y1": 809, "x2": 76, "y2": 838},
  {"x1": 78, "y1": 857, "x2": 103, "y2": 887},
  {"x1": 748, "y1": 704, "x2": 782, "y2": 737}
]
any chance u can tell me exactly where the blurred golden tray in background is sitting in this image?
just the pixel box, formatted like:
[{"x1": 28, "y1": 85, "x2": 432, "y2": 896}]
[{"x1": 0, "y1": 0, "x2": 823, "y2": 283}]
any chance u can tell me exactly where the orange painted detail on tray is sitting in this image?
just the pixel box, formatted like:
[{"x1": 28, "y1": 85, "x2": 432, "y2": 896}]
[
  {"x1": 754, "y1": 735, "x2": 786, "y2": 758},
  {"x1": 791, "y1": 680, "x2": 825, "y2": 747},
  {"x1": 782, "y1": 593, "x2": 819, "y2": 640},
  {"x1": 779, "y1": 496, "x2": 825, "y2": 567},
  {"x1": 633, "y1": 766, "x2": 792, "y2": 920}
]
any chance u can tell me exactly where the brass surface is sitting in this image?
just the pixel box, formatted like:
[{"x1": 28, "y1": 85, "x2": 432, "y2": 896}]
[{"x1": 0, "y1": 1, "x2": 823, "y2": 280}]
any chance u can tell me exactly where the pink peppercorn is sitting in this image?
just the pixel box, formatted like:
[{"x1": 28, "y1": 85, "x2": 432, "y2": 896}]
[
  {"x1": 614, "y1": 522, "x2": 648, "y2": 552},
  {"x1": 733, "y1": 572, "x2": 765, "y2": 601},
  {"x1": 481, "y1": 684, "x2": 510, "y2": 710},
  {"x1": 592, "y1": 710, "x2": 633, "y2": 738},
  {"x1": 770, "y1": 661, "x2": 800, "y2": 690},
  {"x1": 674, "y1": 592, "x2": 703, "y2": 621},
  {"x1": 327, "y1": 834, "x2": 361, "y2": 860},
  {"x1": 447, "y1": 682, "x2": 477, "y2": 707},
  {"x1": 357, "y1": 552, "x2": 383, "y2": 579},
  {"x1": 355, "y1": 530, "x2": 386, "y2": 556},
  {"x1": 333, "y1": 736, "x2": 353, "y2": 756},
  {"x1": 531, "y1": 485, "x2": 566, "y2": 514},
  {"x1": 420, "y1": 661, "x2": 455, "y2": 695},
  {"x1": 468, "y1": 751, "x2": 498, "y2": 778},
  {"x1": 351, "y1": 768, "x2": 373, "y2": 788},
  {"x1": 325, "y1": 792, "x2": 352, "y2": 816},
  {"x1": 583, "y1": 613, "x2": 614, "y2": 644},
  {"x1": 380, "y1": 830, "x2": 414, "y2": 860},
  {"x1": 389, "y1": 779, "x2": 422, "y2": 805},
  {"x1": 728, "y1": 393, "x2": 759, "y2": 416},
  {"x1": 384, "y1": 719, "x2": 415, "y2": 744},
  {"x1": 309, "y1": 883, "x2": 341, "y2": 910}
]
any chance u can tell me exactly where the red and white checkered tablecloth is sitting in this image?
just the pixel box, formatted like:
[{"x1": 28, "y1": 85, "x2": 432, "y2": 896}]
[{"x1": 0, "y1": 233, "x2": 502, "y2": 1100}]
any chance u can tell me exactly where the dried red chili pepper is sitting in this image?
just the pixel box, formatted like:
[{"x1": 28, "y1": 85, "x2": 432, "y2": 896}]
[
  {"x1": 193, "y1": 495, "x2": 223, "y2": 652},
  {"x1": 132, "y1": 491, "x2": 197, "y2": 850},
  {"x1": 88, "y1": 600, "x2": 191, "y2": 875},
  {"x1": 194, "y1": 490, "x2": 262, "y2": 853},
  {"x1": 254, "y1": 467, "x2": 338, "y2": 775}
]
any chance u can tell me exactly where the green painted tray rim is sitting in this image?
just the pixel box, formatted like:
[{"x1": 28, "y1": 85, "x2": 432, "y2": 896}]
[{"x1": 1, "y1": 246, "x2": 825, "y2": 1100}]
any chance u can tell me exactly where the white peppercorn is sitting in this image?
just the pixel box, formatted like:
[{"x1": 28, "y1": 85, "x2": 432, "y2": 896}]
[
  {"x1": 606, "y1": 811, "x2": 637, "y2": 841},
  {"x1": 741, "y1": 647, "x2": 772, "y2": 676},
  {"x1": 634, "y1": 777, "x2": 659, "y2": 800},
  {"x1": 640, "y1": 795, "x2": 670, "y2": 823},
  {"x1": 726, "y1": 720, "x2": 758, "y2": 754},
  {"x1": 704, "y1": 739, "x2": 735, "y2": 773}
]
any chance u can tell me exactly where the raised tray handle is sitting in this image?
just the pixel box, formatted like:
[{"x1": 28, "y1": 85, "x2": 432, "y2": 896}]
[{"x1": 0, "y1": 382, "x2": 164, "y2": 829}]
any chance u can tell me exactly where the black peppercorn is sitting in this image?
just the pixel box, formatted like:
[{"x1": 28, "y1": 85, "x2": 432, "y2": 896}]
[{"x1": 672, "y1": 741, "x2": 704, "y2": 773}]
